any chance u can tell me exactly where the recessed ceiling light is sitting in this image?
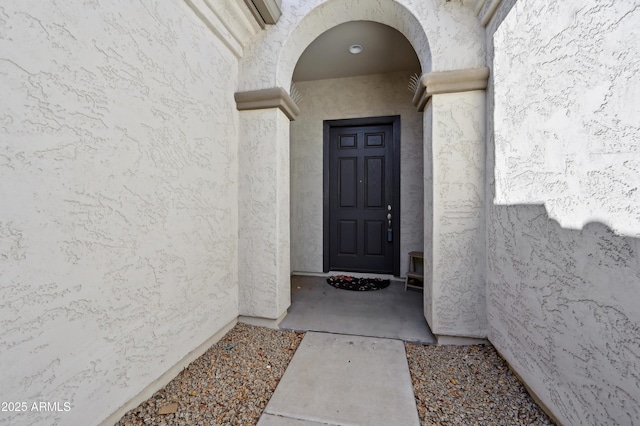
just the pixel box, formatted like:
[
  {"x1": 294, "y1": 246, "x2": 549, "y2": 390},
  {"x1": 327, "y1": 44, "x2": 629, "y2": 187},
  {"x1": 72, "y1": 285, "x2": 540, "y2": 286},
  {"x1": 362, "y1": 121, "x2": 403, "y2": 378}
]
[{"x1": 349, "y1": 44, "x2": 364, "y2": 55}]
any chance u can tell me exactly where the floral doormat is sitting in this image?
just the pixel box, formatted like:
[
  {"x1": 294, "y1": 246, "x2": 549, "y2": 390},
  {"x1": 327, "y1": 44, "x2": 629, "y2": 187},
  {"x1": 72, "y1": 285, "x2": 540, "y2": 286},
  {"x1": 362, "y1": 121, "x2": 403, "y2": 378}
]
[{"x1": 326, "y1": 275, "x2": 390, "y2": 291}]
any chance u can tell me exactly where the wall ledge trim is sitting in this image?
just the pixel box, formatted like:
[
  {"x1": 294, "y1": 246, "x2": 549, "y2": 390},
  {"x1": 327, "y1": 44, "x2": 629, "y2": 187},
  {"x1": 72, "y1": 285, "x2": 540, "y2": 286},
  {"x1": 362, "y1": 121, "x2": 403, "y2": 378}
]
[
  {"x1": 184, "y1": 0, "x2": 262, "y2": 58},
  {"x1": 238, "y1": 311, "x2": 288, "y2": 329},
  {"x1": 436, "y1": 335, "x2": 489, "y2": 346},
  {"x1": 235, "y1": 87, "x2": 300, "y2": 120},
  {"x1": 412, "y1": 67, "x2": 490, "y2": 111},
  {"x1": 480, "y1": 0, "x2": 504, "y2": 27},
  {"x1": 184, "y1": 0, "x2": 243, "y2": 57},
  {"x1": 242, "y1": 0, "x2": 282, "y2": 27},
  {"x1": 474, "y1": 0, "x2": 487, "y2": 16}
]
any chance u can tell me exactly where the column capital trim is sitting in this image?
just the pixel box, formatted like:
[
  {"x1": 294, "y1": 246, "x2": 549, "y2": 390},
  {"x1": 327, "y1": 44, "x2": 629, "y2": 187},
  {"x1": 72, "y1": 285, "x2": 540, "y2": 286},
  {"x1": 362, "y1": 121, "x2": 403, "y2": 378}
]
[
  {"x1": 234, "y1": 87, "x2": 300, "y2": 121},
  {"x1": 412, "y1": 67, "x2": 490, "y2": 112}
]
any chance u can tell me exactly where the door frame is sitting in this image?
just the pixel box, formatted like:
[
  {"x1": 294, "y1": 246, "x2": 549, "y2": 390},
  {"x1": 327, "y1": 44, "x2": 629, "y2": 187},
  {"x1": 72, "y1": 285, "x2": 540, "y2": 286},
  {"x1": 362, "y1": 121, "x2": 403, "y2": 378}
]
[{"x1": 323, "y1": 115, "x2": 401, "y2": 276}]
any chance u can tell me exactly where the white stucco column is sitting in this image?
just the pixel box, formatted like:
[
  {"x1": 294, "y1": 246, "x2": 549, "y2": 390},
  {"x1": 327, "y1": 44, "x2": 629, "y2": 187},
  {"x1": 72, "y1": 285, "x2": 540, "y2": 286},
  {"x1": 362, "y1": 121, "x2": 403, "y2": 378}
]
[
  {"x1": 415, "y1": 68, "x2": 489, "y2": 342},
  {"x1": 235, "y1": 88, "x2": 298, "y2": 323}
]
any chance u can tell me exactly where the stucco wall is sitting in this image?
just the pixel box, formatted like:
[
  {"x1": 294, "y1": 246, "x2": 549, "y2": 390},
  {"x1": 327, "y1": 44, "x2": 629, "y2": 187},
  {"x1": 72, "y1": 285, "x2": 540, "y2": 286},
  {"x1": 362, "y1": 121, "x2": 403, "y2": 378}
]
[
  {"x1": 487, "y1": 1, "x2": 640, "y2": 424},
  {"x1": 239, "y1": 109, "x2": 291, "y2": 319},
  {"x1": 239, "y1": 0, "x2": 485, "y2": 92},
  {"x1": 431, "y1": 90, "x2": 486, "y2": 337},
  {"x1": 0, "y1": 1, "x2": 239, "y2": 425},
  {"x1": 290, "y1": 72, "x2": 423, "y2": 277},
  {"x1": 423, "y1": 101, "x2": 434, "y2": 326}
]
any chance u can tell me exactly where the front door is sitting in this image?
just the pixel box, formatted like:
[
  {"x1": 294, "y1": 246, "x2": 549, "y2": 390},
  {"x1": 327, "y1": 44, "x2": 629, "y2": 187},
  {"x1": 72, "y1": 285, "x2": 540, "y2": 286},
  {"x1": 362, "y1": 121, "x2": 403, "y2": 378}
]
[{"x1": 323, "y1": 116, "x2": 400, "y2": 275}]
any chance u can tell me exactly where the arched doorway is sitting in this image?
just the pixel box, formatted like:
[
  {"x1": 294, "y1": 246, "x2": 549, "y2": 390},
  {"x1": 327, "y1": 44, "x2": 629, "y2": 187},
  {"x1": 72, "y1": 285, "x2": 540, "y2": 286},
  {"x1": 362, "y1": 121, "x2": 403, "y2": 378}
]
[
  {"x1": 235, "y1": 0, "x2": 489, "y2": 343},
  {"x1": 283, "y1": 19, "x2": 430, "y2": 341},
  {"x1": 289, "y1": 20, "x2": 424, "y2": 279}
]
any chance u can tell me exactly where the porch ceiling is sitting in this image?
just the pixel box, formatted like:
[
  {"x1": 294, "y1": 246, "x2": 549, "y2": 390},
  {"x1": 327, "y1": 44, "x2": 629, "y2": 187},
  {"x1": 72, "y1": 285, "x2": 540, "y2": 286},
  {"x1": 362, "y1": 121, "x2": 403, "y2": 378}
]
[{"x1": 292, "y1": 20, "x2": 421, "y2": 82}]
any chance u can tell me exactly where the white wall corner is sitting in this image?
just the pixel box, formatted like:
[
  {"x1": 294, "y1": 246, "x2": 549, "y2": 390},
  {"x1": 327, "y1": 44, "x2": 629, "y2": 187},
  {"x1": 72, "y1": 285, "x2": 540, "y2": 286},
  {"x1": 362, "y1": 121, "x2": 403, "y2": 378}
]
[
  {"x1": 184, "y1": 0, "x2": 261, "y2": 57},
  {"x1": 242, "y1": 0, "x2": 282, "y2": 27},
  {"x1": 479, "y1": 0, "x2": 504, "y2": 27},
  {"x1": 238, "y1": 311, "x2": 287, "y2": 329},
  {"x1": 430, "y1": 90, "x2": 488, "y2": 339},
  {"x1": 237, "y1": 108, "x2": 291, "y2": 320},
  {"x1": 474, "y1": 0, "x2": 488, "y2": 16},
  {"x1": 99, "y1": 318, "x2": 237, "y2": 426}
]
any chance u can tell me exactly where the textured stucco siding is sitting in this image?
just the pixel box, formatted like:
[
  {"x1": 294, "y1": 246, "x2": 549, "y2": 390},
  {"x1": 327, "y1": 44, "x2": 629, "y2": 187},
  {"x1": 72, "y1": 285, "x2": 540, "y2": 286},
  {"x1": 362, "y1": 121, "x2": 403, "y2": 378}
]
[
  {"x1": 431, "y1": 91, "x2": 486, "y2": 337},
  {"x1": 423, "y1": 101, "x2": 434, "y2": 326},
  {"x1": 492, "y1": 0, "x2": 640, "y2": 237},
  {"x1": 238, "y1": 109, "x2": 291, "y2": 319},
  {"x1": 239, "y1": 0, "x2": 485, "y2": 92},
  {"x1": 0, "y1": 1, "x2": 239, "y2": 425},
  {"x1": 487, "y1": 1, "x2": 640, "y2": 424},
  {"x1": 290, "y1": 72, "x2": 424, "y2": 278}
]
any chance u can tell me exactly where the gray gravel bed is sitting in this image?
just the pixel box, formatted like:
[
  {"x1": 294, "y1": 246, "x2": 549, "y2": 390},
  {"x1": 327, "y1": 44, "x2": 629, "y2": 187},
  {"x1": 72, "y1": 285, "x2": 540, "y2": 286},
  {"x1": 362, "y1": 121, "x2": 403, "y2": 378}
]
[
  {"x1": 116, "y1": 323, "x2": 304, "y2": 426},
  {"x1": 116, "y1": 323, "x2": 553, "y2": 426},
  {"x1": 406, "y1": 343, "x2": 554, "y2": 425}
]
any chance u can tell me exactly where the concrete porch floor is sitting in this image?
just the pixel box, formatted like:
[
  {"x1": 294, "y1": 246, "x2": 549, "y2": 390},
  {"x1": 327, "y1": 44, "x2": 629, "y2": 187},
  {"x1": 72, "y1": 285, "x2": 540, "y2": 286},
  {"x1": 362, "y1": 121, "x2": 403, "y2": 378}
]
[{"x1": 279, "y1": 275, "x2": 436, "y2": 344}]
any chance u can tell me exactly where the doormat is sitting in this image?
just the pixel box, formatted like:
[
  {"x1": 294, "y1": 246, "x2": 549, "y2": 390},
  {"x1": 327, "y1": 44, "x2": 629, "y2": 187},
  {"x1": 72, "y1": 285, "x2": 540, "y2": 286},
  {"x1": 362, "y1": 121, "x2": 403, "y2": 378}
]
[{"x1": 326, "y1": 275, "x2": 390, "y2": 291}]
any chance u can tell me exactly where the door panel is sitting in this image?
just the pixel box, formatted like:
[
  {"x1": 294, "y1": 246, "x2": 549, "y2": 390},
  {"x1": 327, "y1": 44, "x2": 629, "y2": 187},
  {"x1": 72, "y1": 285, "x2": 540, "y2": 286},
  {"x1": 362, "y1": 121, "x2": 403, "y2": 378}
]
[
  {"x1": 365, "y1": 157, "x2": 384, "y2": 208},
  {"x1": 338, "y1": 220, "x2": 357, "y2": 255},
  {"x1": 338, "y1": 157, "x2": 357, "y2": 207},
  {"x1": 339, "y1": 133, "x2": 357, "y2": 149},
  {"x1": 364, "y1": 220, "x2": 384, "y2": 255},
  {"x1": 365, "y1": 132, "x2": 384, "y2": 147},
  {"x1": 327, "y1": 121, "x2": 396, "y2": 273}
]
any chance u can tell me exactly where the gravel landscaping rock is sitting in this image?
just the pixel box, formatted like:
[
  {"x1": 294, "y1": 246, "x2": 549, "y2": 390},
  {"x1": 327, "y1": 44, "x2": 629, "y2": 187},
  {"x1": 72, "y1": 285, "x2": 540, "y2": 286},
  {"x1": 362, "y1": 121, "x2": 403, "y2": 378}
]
[
  {"x1": 115, "y1": 323, "x2": 304, "y2": 426},
  {"x1": 116, "y1": 323, "x2": 553, "y2": 426},
  {"x1": 406, "y1": 343, "x2": 554, "y2": 425}
]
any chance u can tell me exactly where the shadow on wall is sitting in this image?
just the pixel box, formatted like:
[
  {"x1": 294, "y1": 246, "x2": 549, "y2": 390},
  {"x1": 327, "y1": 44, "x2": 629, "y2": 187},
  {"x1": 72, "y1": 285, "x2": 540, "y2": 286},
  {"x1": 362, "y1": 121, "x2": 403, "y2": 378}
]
[{"x1": 487, "y1": 203, "x2": 640, "y2": 425}]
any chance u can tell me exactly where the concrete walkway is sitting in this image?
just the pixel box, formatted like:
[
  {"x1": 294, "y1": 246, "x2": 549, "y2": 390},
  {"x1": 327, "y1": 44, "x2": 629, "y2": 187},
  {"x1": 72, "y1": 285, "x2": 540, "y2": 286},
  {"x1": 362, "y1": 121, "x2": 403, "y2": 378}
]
[
  {"x1": 257, "y1": 332, "x2": 420, "y2": 426},
  {"x1": 279, "y1": 275, "x2": 435, "y2": 344}
]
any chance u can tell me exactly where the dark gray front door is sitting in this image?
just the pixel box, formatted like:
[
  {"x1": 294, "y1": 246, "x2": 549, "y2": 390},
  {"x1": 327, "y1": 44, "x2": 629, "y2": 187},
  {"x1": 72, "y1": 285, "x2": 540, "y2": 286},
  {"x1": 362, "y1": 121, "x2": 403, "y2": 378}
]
[{"x1": 323, "y1": 117, "x2": 400, "y2": 275}]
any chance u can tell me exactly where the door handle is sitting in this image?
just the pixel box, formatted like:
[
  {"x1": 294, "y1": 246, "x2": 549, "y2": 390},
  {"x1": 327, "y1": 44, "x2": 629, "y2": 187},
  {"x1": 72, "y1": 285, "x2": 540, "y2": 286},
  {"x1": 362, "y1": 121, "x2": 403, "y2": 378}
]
[{"x1": 386, "y1": 205, "x2": 392, "y2": 241}]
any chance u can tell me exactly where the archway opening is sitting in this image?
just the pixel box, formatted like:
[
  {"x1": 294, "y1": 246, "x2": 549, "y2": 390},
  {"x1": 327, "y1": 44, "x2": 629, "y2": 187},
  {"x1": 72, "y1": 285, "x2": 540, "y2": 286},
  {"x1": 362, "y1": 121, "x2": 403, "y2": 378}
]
[
  {"x1": 289, "y1": 20, "x2": 423, "y2": 277},
  {"x1": 283, "y1": 19, "x2": 433, "y2": 342}
]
